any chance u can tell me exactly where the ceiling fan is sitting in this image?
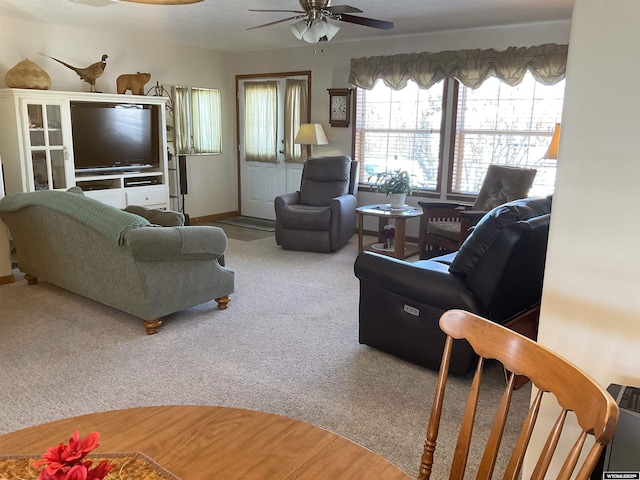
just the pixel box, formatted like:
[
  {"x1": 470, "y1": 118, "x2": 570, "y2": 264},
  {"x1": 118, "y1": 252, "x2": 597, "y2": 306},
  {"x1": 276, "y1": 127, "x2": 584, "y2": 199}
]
[{"x1": 248, "y1": 0, "x2": 393, "y2": 43}]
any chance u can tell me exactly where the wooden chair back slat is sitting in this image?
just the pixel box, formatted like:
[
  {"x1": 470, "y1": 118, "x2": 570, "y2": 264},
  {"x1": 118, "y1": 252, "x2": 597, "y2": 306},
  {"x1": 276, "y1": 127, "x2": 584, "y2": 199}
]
[
  {"x1": 449, "y1": 359, "x2": 484, "y2": 480},
  {"x1": 503, "y1": 388, "x2": 544, "y2": 480},
  {"x1": 531, "y1": 409, "x2": 568, "y2": 480},
  {"x1": 477, "y1": 374, "x2": 515, "y2": 480},
  {"x1": 417, "y1": 310, "x2": 619, "y2": 480},
  {"x1": 418, "y1": 336, "x2": 454, "y2": 480},
  {"x1": 557, "y1": 431, "x2": 588, "y2": 480}
]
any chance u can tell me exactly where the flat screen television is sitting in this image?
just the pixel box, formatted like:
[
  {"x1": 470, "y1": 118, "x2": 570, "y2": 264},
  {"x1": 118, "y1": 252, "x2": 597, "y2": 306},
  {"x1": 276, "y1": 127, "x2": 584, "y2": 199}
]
[{"x1": 70, "y1": 102, "x2": 160, "y2": 174}]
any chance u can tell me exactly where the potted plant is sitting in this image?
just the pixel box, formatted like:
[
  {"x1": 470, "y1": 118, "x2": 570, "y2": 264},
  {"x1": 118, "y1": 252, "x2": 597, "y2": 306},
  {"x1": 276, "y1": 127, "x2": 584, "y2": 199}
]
[{"x1": 369, "y1": 168, "x2": 417, "y2": 208}]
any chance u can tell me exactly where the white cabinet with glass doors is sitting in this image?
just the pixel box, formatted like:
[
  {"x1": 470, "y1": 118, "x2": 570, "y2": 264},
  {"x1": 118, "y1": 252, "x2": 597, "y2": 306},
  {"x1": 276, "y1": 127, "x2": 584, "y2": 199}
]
[{"x1": 21, "y1": 99, "x2": 74, "y2": 191}]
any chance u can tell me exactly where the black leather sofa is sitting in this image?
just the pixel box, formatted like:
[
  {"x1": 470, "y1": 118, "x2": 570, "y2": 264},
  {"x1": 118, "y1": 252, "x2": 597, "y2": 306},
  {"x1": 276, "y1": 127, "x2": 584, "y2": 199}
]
[{"x1": 354, "y1": 196, "x2": 552, "y2": 376}]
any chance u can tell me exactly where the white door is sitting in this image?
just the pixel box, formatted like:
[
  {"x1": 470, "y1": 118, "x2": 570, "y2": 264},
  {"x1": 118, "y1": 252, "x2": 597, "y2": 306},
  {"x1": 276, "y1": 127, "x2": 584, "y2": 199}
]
[{"x1": 238, "y1": 76, "x2": 306, "y2": 221}]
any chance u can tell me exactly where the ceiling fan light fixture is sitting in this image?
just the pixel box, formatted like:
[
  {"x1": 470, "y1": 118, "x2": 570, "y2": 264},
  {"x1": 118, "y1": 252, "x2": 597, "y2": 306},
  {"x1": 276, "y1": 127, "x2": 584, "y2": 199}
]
[
  {"x1": 302, "y1": 19, "x2": 324, "y2": 43},
  {"x1": 322, "y1": 21, "x2": 340, "y2": 41},
  {"x1": 290, "y1": 20, "x2": 309, "y2": 40},
  {"x1": 296, "y1": 18, "x2": 339, "y2": 43},
  {"x1": 118, "y1": 0, "x2": 204, "y2": 5}
]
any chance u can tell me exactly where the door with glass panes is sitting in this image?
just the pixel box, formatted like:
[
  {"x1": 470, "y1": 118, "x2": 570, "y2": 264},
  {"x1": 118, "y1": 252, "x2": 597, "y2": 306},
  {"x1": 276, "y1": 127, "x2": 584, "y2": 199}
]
[
  {"x1": 20, "y1": 99, "x2": 74, "y2": 191},
  {"x1": 237, "y1": 74, "x2": 309, "y2": 220}
]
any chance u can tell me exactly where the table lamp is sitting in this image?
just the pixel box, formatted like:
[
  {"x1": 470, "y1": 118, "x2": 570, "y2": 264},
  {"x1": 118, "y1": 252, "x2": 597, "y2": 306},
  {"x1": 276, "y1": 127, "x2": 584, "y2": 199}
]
[
  {"x1": 543, "y1": 123, "x2": 561, "y2": 159},
  {"x1": 294, "y1": 123, "x2": 329, "y2": 157}
]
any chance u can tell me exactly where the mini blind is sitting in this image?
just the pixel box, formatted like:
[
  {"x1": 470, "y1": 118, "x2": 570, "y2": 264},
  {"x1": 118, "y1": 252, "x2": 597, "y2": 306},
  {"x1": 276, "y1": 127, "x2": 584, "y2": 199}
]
[
  {"x1": 354, "y1": 80, "x2": 445, "y2": 190},
  {"x1": 451, "y1": 72, "x2": 564, "y2": 196}
]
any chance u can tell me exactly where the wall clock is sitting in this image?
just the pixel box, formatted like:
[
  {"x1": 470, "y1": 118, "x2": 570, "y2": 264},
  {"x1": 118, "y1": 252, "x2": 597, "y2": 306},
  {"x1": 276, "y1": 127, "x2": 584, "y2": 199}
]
[{"x1": 327, "y1": 88, "x2": 352, "y2": 127}]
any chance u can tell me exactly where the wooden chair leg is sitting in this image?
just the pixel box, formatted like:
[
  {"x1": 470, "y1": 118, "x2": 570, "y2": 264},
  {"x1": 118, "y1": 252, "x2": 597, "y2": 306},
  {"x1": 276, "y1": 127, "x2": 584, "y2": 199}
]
[
  {"x1": 24, "y1": 273, "x2": 38, "y2": 285},
  {"x1": 142, "y1": 318, "x2": 162, "y2": 335},
  {"x1": 215, "y1": 296, "x2": 230, "y2": 310}
]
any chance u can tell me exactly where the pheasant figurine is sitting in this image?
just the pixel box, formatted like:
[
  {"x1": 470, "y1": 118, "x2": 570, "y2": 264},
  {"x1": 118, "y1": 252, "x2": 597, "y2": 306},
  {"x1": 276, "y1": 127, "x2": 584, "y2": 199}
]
[{"x1": 42, "y1": 53, "x2": 108, "y2": 92}]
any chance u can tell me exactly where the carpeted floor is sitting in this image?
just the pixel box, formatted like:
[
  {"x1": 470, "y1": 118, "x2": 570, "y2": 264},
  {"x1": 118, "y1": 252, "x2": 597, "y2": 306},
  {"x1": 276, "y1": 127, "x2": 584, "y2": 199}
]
[
  {"x1": 215, "y1": 216, "x2": 276, "y2": 232},
  {"x1": 0, "y1": 233, "x2": 530, "y2": 477}
]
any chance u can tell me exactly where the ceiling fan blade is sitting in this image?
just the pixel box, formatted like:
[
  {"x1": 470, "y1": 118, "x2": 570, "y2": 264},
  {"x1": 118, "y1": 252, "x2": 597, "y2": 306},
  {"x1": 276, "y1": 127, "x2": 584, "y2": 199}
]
[
  {"x1": 249, "y1": 9, "x2": 305, "y2": 13},
  {"x1": 325, "y1": 5, "x2": 362, "y2": 14},
  {"x1": 337, "y1": 13, "x2": 394, "y2": 30},
  {"x1": 247, "y1": 15, "x2": 305, "y2": 30}
]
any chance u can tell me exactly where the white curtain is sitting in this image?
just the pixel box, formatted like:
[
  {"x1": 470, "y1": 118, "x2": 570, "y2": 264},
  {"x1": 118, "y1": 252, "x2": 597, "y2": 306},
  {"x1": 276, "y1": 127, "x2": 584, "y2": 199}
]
[
  {"x1": 284, "y1": 79, "x2": 308, "y2": 163},
  {"x1": 173, "y1": 86, "x2": 191, "y2": 154},
  {"x1": 173, "y1": 86, "x2": 221, "y2": 155},
  {"x1": 192, "y1": 88, "x2": 221, "y2": 154},
  {"x1": 244, "y1": 81, "x2": 278, "y2": 163}
]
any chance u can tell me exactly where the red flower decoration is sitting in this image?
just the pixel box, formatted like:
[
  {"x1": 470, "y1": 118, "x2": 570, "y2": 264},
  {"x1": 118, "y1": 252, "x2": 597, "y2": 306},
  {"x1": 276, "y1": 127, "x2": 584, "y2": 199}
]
[{"x1": 33, "y1": 432, "x2": 113, "y2": 480}]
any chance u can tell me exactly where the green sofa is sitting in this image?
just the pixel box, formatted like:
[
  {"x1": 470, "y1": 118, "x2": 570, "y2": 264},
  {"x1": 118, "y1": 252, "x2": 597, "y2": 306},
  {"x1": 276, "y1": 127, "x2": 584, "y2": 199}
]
[{"x1": 0, "y1": 190, "x2": 234, "y2": 334}]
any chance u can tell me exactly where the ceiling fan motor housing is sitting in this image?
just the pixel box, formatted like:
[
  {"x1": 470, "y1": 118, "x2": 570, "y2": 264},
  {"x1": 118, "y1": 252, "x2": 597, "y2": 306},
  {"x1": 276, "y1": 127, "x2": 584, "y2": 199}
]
[{"x1": 299, "y1": 0, "x2": 330, "y2": 12}]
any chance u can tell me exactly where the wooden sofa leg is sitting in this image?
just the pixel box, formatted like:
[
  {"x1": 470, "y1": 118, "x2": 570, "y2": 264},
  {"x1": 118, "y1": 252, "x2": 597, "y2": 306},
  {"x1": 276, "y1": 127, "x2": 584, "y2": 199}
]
[
  {"x1": 24, "y1": 273, "x2": 38, "y2": 285},
  {"x1": 215, "y1": 296, "x2": 230, "y2": 310},
  {"x1": 142, "y1": 318, "x2": 162, "y2": 335}
]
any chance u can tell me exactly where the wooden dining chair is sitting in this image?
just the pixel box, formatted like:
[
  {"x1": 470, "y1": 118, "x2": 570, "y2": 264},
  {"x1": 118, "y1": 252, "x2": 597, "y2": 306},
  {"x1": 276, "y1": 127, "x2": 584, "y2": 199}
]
[{"x1": 418, "y1": 310, "x2": 619, "y2": 480}]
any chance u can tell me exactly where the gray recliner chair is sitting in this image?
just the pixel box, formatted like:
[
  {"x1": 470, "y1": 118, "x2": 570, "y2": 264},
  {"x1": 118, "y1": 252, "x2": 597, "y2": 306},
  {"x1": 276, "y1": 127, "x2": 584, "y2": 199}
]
[{"x1": 274, "y1": 156, "x2": 359, "y2": 253}]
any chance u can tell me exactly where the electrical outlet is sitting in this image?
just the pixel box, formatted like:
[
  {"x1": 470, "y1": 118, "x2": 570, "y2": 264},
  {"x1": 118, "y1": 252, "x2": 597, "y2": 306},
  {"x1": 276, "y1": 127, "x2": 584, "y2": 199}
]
[{"x1": 403, "y1": 304, "x2": 419, "y2": 316}]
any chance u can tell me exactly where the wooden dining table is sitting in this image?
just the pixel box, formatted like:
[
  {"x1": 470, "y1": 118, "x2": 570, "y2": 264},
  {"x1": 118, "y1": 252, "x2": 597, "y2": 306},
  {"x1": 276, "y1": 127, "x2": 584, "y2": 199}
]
[{"x1": 0, "y1": 405, "x2": 413, "y2": 480}]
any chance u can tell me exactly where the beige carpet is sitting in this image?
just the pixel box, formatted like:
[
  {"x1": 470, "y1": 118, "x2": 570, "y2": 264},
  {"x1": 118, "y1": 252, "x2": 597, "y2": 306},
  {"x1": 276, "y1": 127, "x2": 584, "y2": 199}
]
[{"x1": 0, "y1": 233, "x2": 530, "y2": 477}]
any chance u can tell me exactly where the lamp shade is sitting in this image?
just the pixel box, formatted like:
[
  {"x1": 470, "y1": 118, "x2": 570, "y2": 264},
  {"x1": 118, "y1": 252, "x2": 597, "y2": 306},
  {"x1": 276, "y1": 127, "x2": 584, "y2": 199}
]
[
  {"x1": 543, "y1": 123, "x2": 561, "y2": 159},
  {"x1": 291, "y1": 20, "x2": 309, "y2": 40},
  {"x1": 323, "y1": 21, "x2": 340, "y2": 41},
  {"x1": 294, "y1": 123, "x2": 329, "y2": 145}
]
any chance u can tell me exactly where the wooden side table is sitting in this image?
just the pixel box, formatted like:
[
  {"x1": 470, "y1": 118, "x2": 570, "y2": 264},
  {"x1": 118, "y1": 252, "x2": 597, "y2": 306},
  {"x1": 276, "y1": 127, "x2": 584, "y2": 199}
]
[{"x1": 356, "y1": 204, "x2": 423, "y2": 259}]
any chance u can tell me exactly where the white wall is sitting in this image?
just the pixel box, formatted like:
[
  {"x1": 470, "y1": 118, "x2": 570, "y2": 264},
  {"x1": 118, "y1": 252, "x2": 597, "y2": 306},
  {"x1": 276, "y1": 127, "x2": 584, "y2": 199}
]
[
  {"x1": 0, "y1": 16, "x2": 237, "y2": 218},
  {"x1": 526, "y1": 0, "x2": 640, "y2": 475}
]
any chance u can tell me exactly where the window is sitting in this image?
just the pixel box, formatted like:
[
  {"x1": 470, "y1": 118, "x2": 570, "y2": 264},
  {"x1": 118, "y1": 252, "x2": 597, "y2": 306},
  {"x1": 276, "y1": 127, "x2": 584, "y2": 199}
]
[
  {"x1": 355, "y1": 73, "x2": 564, "y2": 197},
  {"x1": 173, "y1": 86, "x2": 222, "y2": 155},
  {"x1": 354, "y1": 80, "x2": 444, "y2": 189},
  {"x1": 453, "y1": 72, "x2": 564, "y2": 196},
  {"x1": 244, "y1": 81, "x2": 278, "y2": 163}
]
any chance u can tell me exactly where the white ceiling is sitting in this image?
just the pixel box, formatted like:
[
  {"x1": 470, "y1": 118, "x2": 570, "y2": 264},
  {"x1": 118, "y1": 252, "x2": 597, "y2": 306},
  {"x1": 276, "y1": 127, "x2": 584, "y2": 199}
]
[{"x1": 0, "y1": 0, "x2": 574, "y2": 52}]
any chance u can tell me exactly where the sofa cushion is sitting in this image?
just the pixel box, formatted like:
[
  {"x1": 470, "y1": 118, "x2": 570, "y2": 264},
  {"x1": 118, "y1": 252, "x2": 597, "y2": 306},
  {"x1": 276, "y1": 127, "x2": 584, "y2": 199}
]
[
  {"x1": 449, "y1": 196, "x2": 552, "y2": 276},
  {"x1": 299, "y1": 157, "x2": 350, "y2": 206}
]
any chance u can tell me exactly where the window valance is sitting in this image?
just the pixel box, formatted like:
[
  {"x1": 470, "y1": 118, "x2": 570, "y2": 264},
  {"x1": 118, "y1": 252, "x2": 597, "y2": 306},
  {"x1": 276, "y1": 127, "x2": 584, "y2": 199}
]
[{"x1": 349, "y1": 43, "x2": 568, "y2": 90}]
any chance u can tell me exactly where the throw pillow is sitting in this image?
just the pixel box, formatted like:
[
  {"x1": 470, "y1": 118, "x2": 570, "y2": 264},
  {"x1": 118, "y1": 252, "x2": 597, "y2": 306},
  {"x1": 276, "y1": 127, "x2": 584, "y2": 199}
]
[
  {"x1": 123, "y1": 205, "x2": 185, "y2": 227},
  {"x1": 66, "y1": 186, "x2": 85, "y2": 195}
]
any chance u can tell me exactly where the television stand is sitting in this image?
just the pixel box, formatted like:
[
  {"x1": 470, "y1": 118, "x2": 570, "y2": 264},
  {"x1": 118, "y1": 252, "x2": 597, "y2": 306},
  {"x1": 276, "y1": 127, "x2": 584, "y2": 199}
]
[{"x1": 0, "y1": 88, "x2": 169, "y2": 211}]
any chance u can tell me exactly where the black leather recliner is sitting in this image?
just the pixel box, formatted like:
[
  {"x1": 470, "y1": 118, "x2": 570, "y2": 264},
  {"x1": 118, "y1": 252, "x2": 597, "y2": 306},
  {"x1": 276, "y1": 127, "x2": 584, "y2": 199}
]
[
  {"x1": 275, "y1": 156, "x2": 359, "y2": 253},
  {"x1": 354, "y1": 196, "x2": 552, "y2": 375}
]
